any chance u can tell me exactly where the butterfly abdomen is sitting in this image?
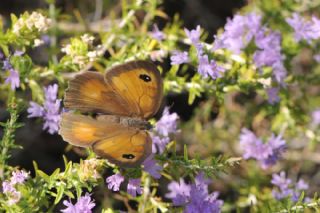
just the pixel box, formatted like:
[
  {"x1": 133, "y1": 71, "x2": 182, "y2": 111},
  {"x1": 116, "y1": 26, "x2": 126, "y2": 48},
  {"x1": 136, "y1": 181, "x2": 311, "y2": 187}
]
[{"x1": 97, "y1": 114, "x2": 152, "y2": 130}]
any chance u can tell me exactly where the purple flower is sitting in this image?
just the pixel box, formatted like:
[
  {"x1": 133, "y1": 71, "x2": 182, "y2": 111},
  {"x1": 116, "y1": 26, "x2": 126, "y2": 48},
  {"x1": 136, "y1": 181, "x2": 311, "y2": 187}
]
[
  {"x1": 296, "y1": 179, "x2": 309, "y2": 191},
  {"x1": 166, "y1": 173, "x2": 223, "y2": 212},
  {"x1": 260, "y1": 134, "x2": 286, "y2": 169},
  {"x1": 198, "y1": 55, "x2": 225, "y2": 79},
  {"x1": 286, "y1": 13, "x2": 320, "y2": 43},
  {"x1": 5, "y1": 69, "x2": 20, "y2": 91},
  {"x1": 166, "y1": 179, "x2": 191, "y2": 206},
  {"x1": 2, "y1": 181, "x2": 21, "y2": 205},
  {"x1": 127, "y1": 178, "x2": 142, "y2": 197},
  {"x1": 44, "y1": 84, "x2": 58, "y2": 102},
  {"x1": 253, "y1": 30, "x2": 282, "y2": 67},
  {"x1": 2, "y1": 181, "x2": 15, "y2": 194},
  {"x1": 272, "y1": 62, "x2": 287, "y2": 85},
  {"x1": 239, "y1": 128, "x2": 271, "y2": 160},
  {"x1": 10, "y1": 170, "x2": 29, "y2": 185},
  {"x1": 27, "y1": 102, "x2": 45, "y2": 118},
  {"x1": 155, "y1": 107, "x2": 179, "y2": 137},
  {"x1": 43, "y1": 99, "x2": 61, "y2": 134},
  {"x1": 311, "y1": 108, "x2": 320, "y2": 125},
  {"x1": 151, "y1": 24, "x2": 164, "y2": 41},
  {"x1": 271, "y1": 172, "x2": 309, "y2": 202},
  {"x1": 106, "y1": 173, "x2": 124, "y2": 191},
  {"x1": 27, "y1": 84, "x2": 61, "y2": 134},
  {"x1": 271, "y1": 171, "x2": 292, "y2": 190},
  {"x1": 170, "y1": 51, "x2": 189, "y2": 65},
  {"x1": 314, "y1": 54, "x2": 320, "y2": 62},
  {"x1": 185, "y1": 25, "x2": 203, "y2": 55},
  {"x1": 239, "y1": 128, "x2": 286, "y2": 169},
  {"x1": 185, "y1": 185, "x2": 223, "y2": 213},
  {"x1": 152, "y1": 135, "x2": 170, "y2": 154},
  {"x1": 142, "y1": 154, "x2": 162, "y2": 179},
  {"x1": 185, "y1": 25, "x2": 201, "y2": 45},
  {"x1": 213, "y1": 13, "x2": 262, "y2": 54},
  {"x1": 61, "y1": 193, "x2": 95, "y2": 213},
  {"x1": 3, "y1": 58, "x2": 12, "y2": 70},
  {"x1": 266, "y1": 87, "x2": 280, "y2": 104}
]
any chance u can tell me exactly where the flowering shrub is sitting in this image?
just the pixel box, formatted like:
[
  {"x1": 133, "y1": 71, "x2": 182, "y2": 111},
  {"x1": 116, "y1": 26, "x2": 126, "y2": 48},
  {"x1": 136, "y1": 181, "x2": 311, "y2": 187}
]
[{"x1": 0, "y1": 0, "x2": 320, "y2": 212}]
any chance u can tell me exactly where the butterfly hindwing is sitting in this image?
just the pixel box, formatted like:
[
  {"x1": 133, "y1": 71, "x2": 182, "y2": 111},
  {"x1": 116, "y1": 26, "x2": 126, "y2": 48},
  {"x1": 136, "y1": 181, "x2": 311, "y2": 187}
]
[
  {"x1": 105, "y1": 60, "x2": 163, "y2": 119},
  {"x1": 92, "y1": 130, "x2": 152, "y2": 167},
  {"x1": 59, "y1": 112, "x2": 152, "y2": 167}
]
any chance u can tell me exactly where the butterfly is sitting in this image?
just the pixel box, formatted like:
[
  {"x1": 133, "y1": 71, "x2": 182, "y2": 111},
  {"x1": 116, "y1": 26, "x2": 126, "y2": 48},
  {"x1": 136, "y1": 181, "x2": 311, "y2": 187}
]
[{"x1": 59, "y1": 60, "x2": 163, "y2": 167}]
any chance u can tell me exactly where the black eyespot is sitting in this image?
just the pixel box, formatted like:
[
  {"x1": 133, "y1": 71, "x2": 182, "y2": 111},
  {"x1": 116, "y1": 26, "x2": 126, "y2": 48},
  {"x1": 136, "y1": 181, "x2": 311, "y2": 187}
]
[
  {"x1": 122, "y1": 154, "x2": 135, "y2": 159},
  {"x1": 139, "y1": 74, "x2": 151, "y2": 82}
]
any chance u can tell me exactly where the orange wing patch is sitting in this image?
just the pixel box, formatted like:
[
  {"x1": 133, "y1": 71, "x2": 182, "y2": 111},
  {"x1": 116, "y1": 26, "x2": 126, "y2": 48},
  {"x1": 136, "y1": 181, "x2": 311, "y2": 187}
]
[
  {"x1": 93, "y1": 130, "x2": 152, "y2": 167},
  {"x1": 106, "y1": 61, "x2": 163, "y2": 119},
  {"x1": 64, "y1": 71, "x2": 129, "y2": 115}
]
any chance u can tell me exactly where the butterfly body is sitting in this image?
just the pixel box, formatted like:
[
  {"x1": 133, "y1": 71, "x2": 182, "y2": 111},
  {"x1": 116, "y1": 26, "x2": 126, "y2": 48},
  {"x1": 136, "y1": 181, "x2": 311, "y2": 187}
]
[
  {"x1": 96, "y1": 114, "x2": 152, "y2": 130},
  {"x1": 59, "y1": 60, "x2": 163, "y2": 167}
]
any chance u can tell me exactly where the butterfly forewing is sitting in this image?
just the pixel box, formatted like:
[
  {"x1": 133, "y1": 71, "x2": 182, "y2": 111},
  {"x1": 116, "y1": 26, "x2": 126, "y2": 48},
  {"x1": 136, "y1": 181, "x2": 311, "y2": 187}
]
[
  {"x1": 105, "y1": 60, "x2": 163, "y2": 119},
  {"x1": 64, "y1": 72, "x2": 129, "y2": 116}
]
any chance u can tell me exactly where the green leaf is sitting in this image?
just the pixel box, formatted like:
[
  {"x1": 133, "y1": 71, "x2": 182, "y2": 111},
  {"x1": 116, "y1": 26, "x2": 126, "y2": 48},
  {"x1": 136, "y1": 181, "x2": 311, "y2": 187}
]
[{"x1": 54, "y1": 184, "x2": 65, "y2": 204}]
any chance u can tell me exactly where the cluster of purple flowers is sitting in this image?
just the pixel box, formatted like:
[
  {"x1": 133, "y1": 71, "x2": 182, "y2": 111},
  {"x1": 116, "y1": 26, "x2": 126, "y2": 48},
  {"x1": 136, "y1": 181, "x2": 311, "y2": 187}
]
[
  {"x1": 2, "y1": 170, "x2": 29, "y2": 205},
  {"x1": 166, "y1": 172, "x2": 223, "y2": 213},
  {"x1": 271, "y1": 171, "x2": 309, "y2": 202},
  {"x1": 214, "y1": 13, "x2": 287, "y2": 104},
  {"x1": 1, "y1": 51, "x2": 23, "y2": 91},
  {"x1": 27, "y1": 84, "x2": 61, "y2": 134},
  {"x1": 286, "y1": 13, "x2": 320, "y2": 43},
  {"x1": 152, "y1": 107, "x2": 179, "y2": 154},
  {"x1": 213, "y1": 13, "x2": 262, "y2": 54},
  {"x1": 105, "y1": 155, "x2": 162, "y2": 197},
  {"x1": 61, "y1": 193, "x2": 95, "y2": 213},
  {"x1": 106, "y1": 173, "x2": 142, "y2": 197},
  {"x1": 170, "y1": 25, "x2": 225, "y2": 79},
  {"x1": 239, "y1": 128, "x2": 286, "y2": 169}
]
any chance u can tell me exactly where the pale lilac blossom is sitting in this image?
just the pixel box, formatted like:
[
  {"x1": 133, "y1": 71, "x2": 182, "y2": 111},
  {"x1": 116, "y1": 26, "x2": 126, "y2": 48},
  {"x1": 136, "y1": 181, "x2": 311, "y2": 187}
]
[
  {"x1": 185, "y1": 25, "x2": 203, "y2": 55},
  {"x1": 311, "y1": 108, "x2": 320, "y2": 125},
  {"x1": 5, "y1": 69, "x2": 20, "y2": 90},
  {"x1": 142, "y1": 154, "x2": 162, "y2": 179},
  {"x1": 155, "y1": 107, "x2": 179, "y2": 137},
  {"x1": 151, "y1": 24, "x2": 164, "y2": 41},
  {"x1": 152, "y1": 135, "x2": 170, "y2": 154},
  {"x1": 127, "y1": 178, "x2": 142, "y2": 197},
  {"x1": 266, "y1": 87, "x2": 280, "y2": 104},
  {"x1": 27, "y1": 84, "x2": 61, "y2": 134},
  {"x1": 271, "y1": 172, "x2": 309, "y2": 202},
  {"x1": 314, "y1": 54, "x2": 320, "y2": 62},
  {"x1": 106, "y1": 173, "x2": 124, "y2": 191},
  {"x1": 61, "y1": 193, "x2": 95, "y2": 213},
  {"x1": 184, "y1": 25, "x2": 201, "y2": 45},
  {"x1": 239, "y1": 128, "x2": 286, "y2": 169},
  {"x1": 286, "y1": 13, "x2": 320, "y2": 43},
  {"x1": 27, "y1": 102, "x2": 45, "y2": 117},
  {"x1": 166, "y1": 173, "x2": 223, "y2": 212},
  {"x1": 170, "y1": 51, "x2": 189, "y2": 65},
  {"x1": 10, "y1": 170, "x2": 29, "y2": 185},
  {"x1": 2, "y1": 181, "x2": 15, "y2": 194},
  {"x1": 198, "y1": 55, "x2": 225, "y2": 79},
  {"x1": 2, "y1": 180, "x2": 21, "y2": 205},
  {"x1": 213, "y1": 13, "x2": 262, "y2": 54}
]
